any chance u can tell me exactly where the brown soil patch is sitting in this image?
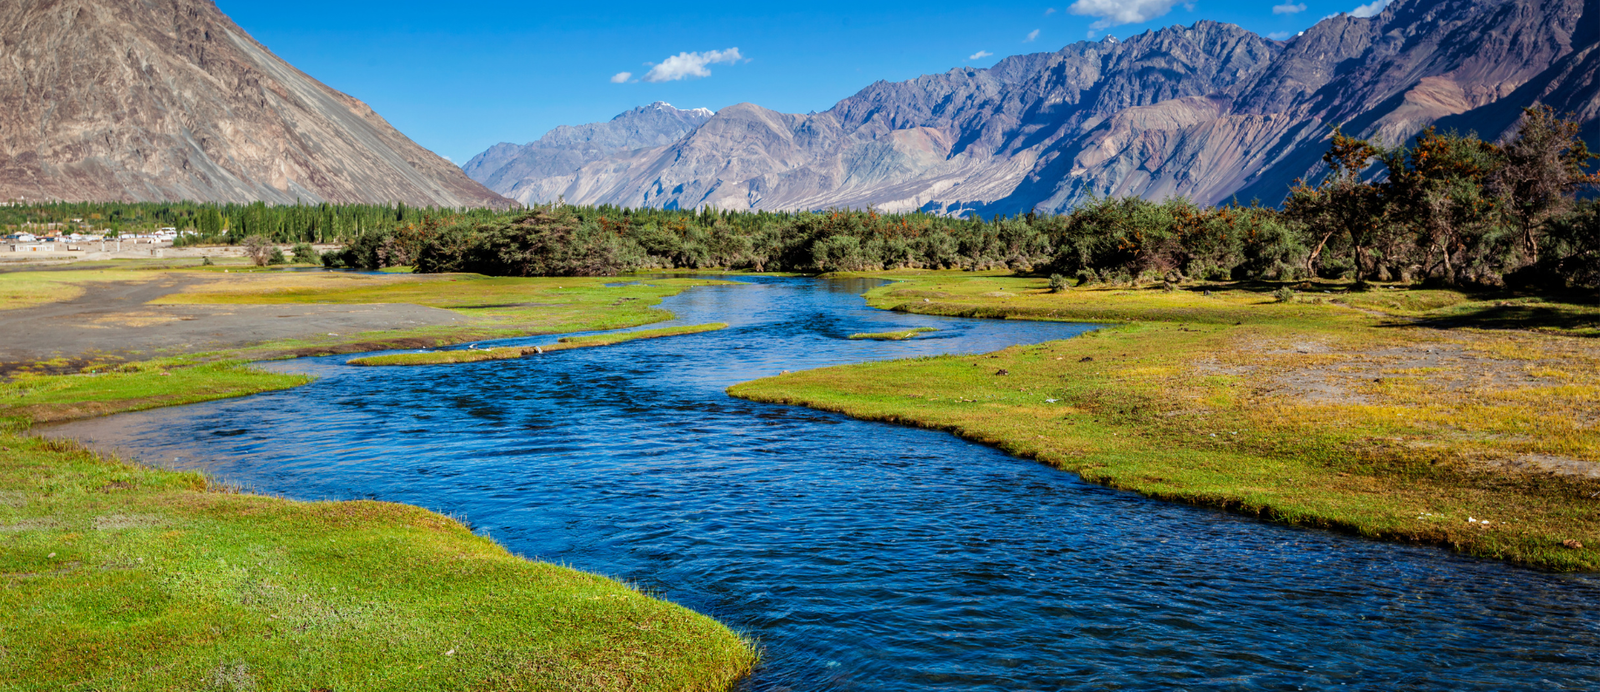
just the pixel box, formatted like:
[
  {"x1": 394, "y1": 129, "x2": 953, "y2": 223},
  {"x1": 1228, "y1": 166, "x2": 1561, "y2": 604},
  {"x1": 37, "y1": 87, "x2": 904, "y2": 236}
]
[{"x1": 1477, "y1": 453, "x2": 1600, "y2": 479}]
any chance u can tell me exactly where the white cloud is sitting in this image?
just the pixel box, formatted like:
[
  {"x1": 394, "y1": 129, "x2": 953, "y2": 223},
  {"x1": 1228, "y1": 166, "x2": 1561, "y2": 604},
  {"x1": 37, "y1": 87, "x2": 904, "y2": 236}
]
[
  {"x1": 1045, "y1": 7, "x2": 1057, "y2": 14},
  {"x1": 1272, "y1": 2, "x2": 1306, "y2": 14},
  {"x1": 1351, "y1": 0, "x2": 1390, "y2": 17},
  {"x1": 969, "y1": 50, "x2": 994, "y2": 60},
  {"x1": 610, "y1": 72, "x2": 632, "y2": 83},
  {"x1": 1068, "y1": 0, "x2": 1183, "y2": 30},
  {"x1": 642, "y1": 48, "x2": 744, "y2": 83},
  {"x1": 1267, "y1": 30, "x2": 1292, "y2": 39},
  {"x1": 1025, "y1": 29, "x2": 1041, "y2": 42}
]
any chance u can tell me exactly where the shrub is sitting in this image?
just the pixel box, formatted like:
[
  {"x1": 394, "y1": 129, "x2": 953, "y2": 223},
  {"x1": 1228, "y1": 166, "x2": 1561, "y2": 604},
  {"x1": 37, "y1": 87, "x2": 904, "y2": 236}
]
[
  {"x1": 290, "y1": 242, "x2": 320, "y2": 265},
  {"x1": 267, "y1": 247, "x2": 287, "y2": 265},
  {"x1": 241, "y1": 235, "x2": 274, "y2": 267},
  {"x1": 1274, "y1": 286, "x2": 1296, "y2": 303},
  {"x1": 1048, "y1": 273, "x2": 1068, "y2": 292}
]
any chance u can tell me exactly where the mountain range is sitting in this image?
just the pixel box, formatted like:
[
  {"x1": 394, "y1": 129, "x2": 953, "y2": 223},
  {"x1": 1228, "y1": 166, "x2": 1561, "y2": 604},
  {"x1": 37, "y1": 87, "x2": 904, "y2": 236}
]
[
  {"x1": 0, "y1": 0, "x2": 506, "y2": 207},
  {"x1": 466, "y1": 0, "x2": 1598, "y2": 214}
]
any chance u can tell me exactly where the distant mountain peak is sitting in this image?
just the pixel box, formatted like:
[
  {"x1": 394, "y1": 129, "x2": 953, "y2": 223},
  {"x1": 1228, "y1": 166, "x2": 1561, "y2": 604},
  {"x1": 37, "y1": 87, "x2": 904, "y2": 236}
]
[
  {"x1": 465, "y1": 0, "x2": 1597, "y2": 214},
  {"x1": 462, "y1": 102, "x2": 716, "y2": 193}
]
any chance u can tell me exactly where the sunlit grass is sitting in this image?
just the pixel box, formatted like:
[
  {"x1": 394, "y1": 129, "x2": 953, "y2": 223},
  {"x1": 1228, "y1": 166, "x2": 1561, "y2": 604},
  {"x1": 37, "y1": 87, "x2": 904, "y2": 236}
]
[
  {"x1": 0, "y1": 360, "x2": 311, "y2": 427},
  {"x1": 0, "y1": 434, "x2": 757, "y2": 690},
  {"x1": 0, "y1": 268, "x2": 169, "y2": 311}
]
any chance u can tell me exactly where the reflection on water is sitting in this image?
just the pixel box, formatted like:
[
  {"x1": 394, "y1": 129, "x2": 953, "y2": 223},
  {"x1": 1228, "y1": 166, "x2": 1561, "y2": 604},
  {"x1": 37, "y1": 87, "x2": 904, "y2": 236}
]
[{"x1": 50, "y1": 276, "x2": 1600, "y2": 690}]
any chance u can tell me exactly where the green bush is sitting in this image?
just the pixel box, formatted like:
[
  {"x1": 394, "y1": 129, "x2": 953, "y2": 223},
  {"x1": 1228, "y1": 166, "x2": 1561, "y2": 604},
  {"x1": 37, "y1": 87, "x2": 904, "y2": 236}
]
[{"x1": 290, "y1": 242, "x2": 320, "y2": 265}]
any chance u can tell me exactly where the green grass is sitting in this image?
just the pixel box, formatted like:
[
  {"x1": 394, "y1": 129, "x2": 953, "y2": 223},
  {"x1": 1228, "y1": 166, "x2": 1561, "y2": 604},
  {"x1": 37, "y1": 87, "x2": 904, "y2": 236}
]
[
  {"x1": 731, "y1": 271, "x2": 1600, "y2": 571},
  {"x1": 847, "y1": 327, "x2": 937, "y2": 341},
  {"x1": 0, "y1": 360, "x2": 312, "y2": 428},
  {"x1": 0, "y1": 434, "x2": 757, "y2": 690},
  {"x1": 347, "y1": 323, "x2": 729, "y2": 367}
]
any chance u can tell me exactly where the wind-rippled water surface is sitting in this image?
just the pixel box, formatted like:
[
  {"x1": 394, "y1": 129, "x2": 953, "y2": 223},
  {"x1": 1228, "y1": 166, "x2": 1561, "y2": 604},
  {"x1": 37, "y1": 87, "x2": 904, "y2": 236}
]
[{"x1": 53, "y1": 276, "x2": 1600, "y2": 690}]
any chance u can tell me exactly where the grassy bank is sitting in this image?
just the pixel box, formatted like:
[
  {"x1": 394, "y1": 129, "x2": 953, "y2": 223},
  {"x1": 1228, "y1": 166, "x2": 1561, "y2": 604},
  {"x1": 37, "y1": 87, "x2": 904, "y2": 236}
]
[
  {"x1": 347, "y1": 323, "x2": 729, "y2": 367},
  {"x1": 0, "y1": 359, "x2": 312, "y2": 428},
  {"x1": 0, "y1": 432, "x2": 756, "y2": 690},
  {"x1": 848, "y1": 327, "x2": 937, "y2": 341},
  {"x1": 731, "y1": 272, "x2": 1600, "y2": 570}
]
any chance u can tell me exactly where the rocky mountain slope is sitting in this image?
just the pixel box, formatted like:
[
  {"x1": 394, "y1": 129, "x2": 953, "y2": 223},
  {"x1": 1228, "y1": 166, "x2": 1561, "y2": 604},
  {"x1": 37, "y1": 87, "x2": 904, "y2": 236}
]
[
  {"x1": 0, "y1": 0, "x2": 507, "y2": 207},
  {"x1": 469, "y1": 0, "x2": 1597, "y2": 213},
  {"x1": 461, "y1": 102, "x2": 712, "y2": 206}
]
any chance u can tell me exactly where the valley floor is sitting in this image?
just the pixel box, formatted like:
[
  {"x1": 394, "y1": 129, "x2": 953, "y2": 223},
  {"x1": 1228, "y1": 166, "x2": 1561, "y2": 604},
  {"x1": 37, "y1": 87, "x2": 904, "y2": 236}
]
[{"x1": 4, "y1": 259, "x2": 1599, "y2": 687}]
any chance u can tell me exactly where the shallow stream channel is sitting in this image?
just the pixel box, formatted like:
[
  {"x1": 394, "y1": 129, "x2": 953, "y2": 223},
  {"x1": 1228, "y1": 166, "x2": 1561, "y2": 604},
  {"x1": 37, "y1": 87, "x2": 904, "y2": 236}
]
[{"x1": 51, "y1": 276, "x2": 1600, "y2": 690}]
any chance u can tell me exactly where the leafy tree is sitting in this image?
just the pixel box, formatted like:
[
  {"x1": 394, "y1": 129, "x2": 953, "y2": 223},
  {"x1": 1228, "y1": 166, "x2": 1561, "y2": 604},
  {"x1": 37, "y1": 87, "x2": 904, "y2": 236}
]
[
  {"x1": 1381, "y1": 127, "x2": 1503, "y2": 284},
  {"x1": 1489, "y1": 105, "x2": 1599, "y2": 262},
  {"x1": 1283, "y1": 126, "x2": 1387, "y2": 279},
  {"x1": 1533, "y1": 200, "x2": 1600, "y2": 290}
]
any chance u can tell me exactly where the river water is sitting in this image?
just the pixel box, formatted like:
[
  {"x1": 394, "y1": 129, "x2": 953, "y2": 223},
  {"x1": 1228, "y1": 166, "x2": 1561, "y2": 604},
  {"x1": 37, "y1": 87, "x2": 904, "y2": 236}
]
[{"x1": 50, "y1": 276, "x2": 1600, "y2": 690}]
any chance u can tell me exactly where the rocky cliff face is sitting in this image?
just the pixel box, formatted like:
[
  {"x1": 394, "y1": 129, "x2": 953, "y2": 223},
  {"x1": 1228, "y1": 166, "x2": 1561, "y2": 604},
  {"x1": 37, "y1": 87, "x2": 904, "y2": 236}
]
[
  {"x1": 0, "y1": 0, "x2": 507, "y2": 207},
  {"x1": 470, "y1": 0, "x2": 1596, "y2": 213},
  {"x1": 461, "y1": 102, "x2": 713, "y2": 206}
]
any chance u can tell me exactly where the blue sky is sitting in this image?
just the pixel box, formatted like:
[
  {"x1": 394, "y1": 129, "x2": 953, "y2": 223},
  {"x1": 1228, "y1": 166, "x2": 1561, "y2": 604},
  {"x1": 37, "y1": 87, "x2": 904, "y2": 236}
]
[{"x1": 216, "y1": 0, "x2": 1389, "y2": 164}]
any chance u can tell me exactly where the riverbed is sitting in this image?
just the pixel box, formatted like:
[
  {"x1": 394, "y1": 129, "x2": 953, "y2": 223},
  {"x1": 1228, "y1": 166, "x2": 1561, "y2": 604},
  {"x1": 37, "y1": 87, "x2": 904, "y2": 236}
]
[{"x1": 50, "y1": 276, "x2": 1600, "y2": 690}]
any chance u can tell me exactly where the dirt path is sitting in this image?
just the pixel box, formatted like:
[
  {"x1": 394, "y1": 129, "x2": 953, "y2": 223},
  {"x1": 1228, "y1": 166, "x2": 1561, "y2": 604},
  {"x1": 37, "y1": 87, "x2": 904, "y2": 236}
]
[{"x1": 0, "y1": 274, "x2": 463, "y2": 370}]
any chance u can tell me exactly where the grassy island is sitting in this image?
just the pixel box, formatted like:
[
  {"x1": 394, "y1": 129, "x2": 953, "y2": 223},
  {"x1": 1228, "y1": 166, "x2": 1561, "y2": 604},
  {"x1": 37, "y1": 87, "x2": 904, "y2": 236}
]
[
  {"x1": 847, "y1": 327, "x2": 937, "y2": 341},
  {"x1": 347, "y1": 323, "x2": 729, "y2": 366},
  {"x1": 732, "y1": 272, "x2": 1600, "y2": 571}
]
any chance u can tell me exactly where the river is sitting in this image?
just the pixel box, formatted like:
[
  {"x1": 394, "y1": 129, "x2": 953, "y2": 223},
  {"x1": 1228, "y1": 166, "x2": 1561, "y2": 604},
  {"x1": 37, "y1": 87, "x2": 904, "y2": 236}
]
[{"x1": 49, "y1": 276, "x2": 1600, "y2": 690}]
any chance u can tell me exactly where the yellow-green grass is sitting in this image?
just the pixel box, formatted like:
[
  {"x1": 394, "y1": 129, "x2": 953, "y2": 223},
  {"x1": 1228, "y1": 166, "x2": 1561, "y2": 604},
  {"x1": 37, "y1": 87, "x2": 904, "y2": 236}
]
[
  {"x1": 847, "y1": 327, "x2": 938, "y2": 341},
  {"x1": 0, "y1": 433, "x2": 757, "y2": 691},
  {"x1": 154, "y1": 272, "x2": 735, "y2": 360},
  {"x1": 0, "y1": 360, "x2": 312, "y2": 428},
  {"x1": 0, "y1": 268, "x2": 169, "y2": 311},
  {"x1": 731, "y1": 272, "x2": 1600, "y2": 570},
  {"x1": 347, "y1": 323, "x2": 729, "y2": 367}
]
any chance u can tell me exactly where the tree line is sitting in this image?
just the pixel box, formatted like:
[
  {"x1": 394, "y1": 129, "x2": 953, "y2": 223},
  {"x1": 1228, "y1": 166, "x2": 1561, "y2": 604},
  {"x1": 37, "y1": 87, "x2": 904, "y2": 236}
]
[
  {"x1": 0, "y1": 200, "x2": 499, "y2": 242},
  {"x1": 318, "y1": 106, "x2": 1596, "y2": 290},
  {"x1": 8, "y1": 107, "x2": 1596, "y2": 291}
]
